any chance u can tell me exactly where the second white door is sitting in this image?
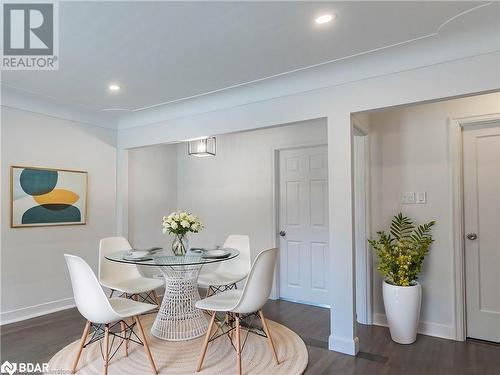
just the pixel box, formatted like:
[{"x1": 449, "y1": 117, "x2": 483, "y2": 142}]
[
  {"x1": 278, "y1": 145, "x2": 329, "y2": 306},
  {"x1": 463, "y1": 124, "x2": 500, "y2": 343}
]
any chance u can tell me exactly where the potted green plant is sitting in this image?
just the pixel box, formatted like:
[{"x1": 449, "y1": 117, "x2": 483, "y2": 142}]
[{"x1": 368, "y1": 213, "x2": 435, "y2": 344}]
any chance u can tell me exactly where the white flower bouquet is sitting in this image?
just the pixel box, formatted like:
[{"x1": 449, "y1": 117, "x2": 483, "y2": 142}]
[
  {"x1": 162, "y1": 211, "x2": 203, "y2": 235},
  {"x1": 162, "y1": 211, "x2": 203, "y2": 256}
]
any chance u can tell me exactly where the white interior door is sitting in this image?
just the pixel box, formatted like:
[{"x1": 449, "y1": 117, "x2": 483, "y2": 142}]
[
  {"x1": 278, "y1": 145, "x2": 329, "y2": 306},
  {"x1": 463, "y1": 123, "x2": 500, "y2": 343}
]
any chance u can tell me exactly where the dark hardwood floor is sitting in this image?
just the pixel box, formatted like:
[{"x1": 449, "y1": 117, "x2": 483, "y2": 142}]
[{"x1": 2, "y1": 299, "x2": 499, "y2": 374}]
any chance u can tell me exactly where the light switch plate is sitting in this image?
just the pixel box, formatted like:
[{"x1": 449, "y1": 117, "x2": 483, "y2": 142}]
[
  {"x1": 401, "y1": 192, "x2": 416, "y2": 204},
  {"x1": 416, "y1": 192, "x2": 427, "y2": 204}
]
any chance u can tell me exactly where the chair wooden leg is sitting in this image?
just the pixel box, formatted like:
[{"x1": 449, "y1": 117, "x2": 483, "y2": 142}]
[
  {"x1": 205, "y1": 286, "x2": 212, "y2": 298},
  {"x1": 71, "y1": 321, "x2": 91, "y2": 374},
  {"x1": 109, "y1": 289, "x2": 114, "y2": 298},
  {"x1": 258, "y1": 310, "x2": 279, "y2": 365},
  {"x1": 235, "y1": 315, "x2": 242, "y2": 375},
  {"x1": 152, "y1": 289, "x2": 160, "y2": 306},
  {"x1": 120, "y1": 321, "x2": 128, "y2": 357},
  {"x1": 196, "y1": 311, "x2": 217, "y2": 372},
  {"x1": 103, "y1": 324, "x2": 110, "y2": 375},
  {"x1": 229, "y1": 314, "x2": 234, "y2": 343},
  {"x1": 134, "y1": 316, "x2": 158, "y2": 374}
]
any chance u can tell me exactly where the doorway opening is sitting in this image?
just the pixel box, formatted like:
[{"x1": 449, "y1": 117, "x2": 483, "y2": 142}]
[{"x1": 357, "y1": 91, "x2": 500, "y2": 342}]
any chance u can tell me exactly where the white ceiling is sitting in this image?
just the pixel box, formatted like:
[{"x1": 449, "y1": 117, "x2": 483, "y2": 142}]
[{"x1": 1, "y1": 1, "x2": 492, "y2": 113}]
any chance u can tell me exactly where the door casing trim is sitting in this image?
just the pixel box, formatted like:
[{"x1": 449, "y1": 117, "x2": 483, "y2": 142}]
[
  {"x1": 448, "y1": 112, "x2": 500, "y2": 341},
  {"x1": 352, "y1": 123, "x2": 372, "y2": 325}
]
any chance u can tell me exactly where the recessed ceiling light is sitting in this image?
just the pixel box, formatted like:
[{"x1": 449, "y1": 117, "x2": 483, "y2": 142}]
[
  {"x1": 108, "y1": 84, "x2": 121, "y2": 92},
  {"x1": 315, "y1": 14, "x2": 335, "y2": 24}
]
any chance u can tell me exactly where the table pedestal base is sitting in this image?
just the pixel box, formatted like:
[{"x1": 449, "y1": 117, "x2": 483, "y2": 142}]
[{"x1": 151, "y1": 265, "x2": 208, "y2": 341}]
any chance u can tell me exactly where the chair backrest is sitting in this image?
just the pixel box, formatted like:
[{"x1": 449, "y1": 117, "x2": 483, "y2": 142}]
[
  {"x1": 233, "y1": 248, "x2": 278, "y2": 314},
  {"x1": 98, "y1": 236, "x2": 141, "y2": 284},
  {"x1": 64, "y1": 254, "x2": 120, "y2": 323},
  {"x1": 218, "y1": 234, "x2": 252, "y2": 276}
]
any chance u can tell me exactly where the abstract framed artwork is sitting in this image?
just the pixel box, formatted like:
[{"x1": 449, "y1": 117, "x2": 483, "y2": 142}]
[{"x1": 10, "y1": 166, "x2": 88, "y2": 227}]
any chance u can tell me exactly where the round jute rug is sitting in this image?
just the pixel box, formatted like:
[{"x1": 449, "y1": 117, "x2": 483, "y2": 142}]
[{"x1": 46, "y1": 314, "x2": 308, "y2": 374}]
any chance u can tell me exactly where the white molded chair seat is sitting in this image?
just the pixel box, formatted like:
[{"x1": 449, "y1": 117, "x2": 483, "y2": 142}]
[
  {"x1": 197, "y1": 272, "x2": 247, "y2": 288},
  {"x1": 195, "y1": 248, "x2": 279, "y2": 375},
  {"x1": 99, "y1": 236, "x2": 163, "y2": 297},
  {"x1": 101, "y1": 277, "x2": 163, "y2": 295},
  {"x1": 196, "y1": 290, "x2": 243, "y2": 311},
  {"x1": 198, "y1": 235, "x2": 251, "y2": 295},
  {"x1": 108, "y1": 298, "x2": 157, "y2": 318}
]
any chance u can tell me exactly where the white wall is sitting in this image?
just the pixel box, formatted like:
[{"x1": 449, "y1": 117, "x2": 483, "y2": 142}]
[
  {"x1": 125, "y1": 120, "x2": 328, "y2": 292},
  {"x1": 369, "y1": 92, "x2": 500, "y2": 339},
  {"x1": 0, "y1": 107, "x2": 117, "y2": 324},
  {"x1": 128, "y1": 143, "x2": 178, "y2": 250},
  {"x1": 176, "y1": 120, "x2": 328, "y2": 295}
]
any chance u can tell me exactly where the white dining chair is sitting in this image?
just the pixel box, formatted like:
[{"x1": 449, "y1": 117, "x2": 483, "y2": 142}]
[
  {"x1": 195, "y1": 248, "x2": 279, "y2": 375},
  {"x1": 99, "y1": 237, "x2": 164, "y2": 304},
  {"x1": 197, "y1": 234, "x2": 251, "y2": 297},
  {"x1": 64, "y1": 254, "x2": 158, "y2": 375}
]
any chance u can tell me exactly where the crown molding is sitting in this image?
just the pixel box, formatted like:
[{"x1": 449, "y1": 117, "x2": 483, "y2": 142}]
[
  {"x1": 116, "y1": 12, "x2": 500, "y2": 130},
  {"x1": 1, "y1": 85, "x2": 117, "y2": 130},
  {"x1": 2, "y1": 2, "x2": 498, "y2": 133},
  {"x1": 125, "y1": 2, "x2": 492, "y2": 115}
]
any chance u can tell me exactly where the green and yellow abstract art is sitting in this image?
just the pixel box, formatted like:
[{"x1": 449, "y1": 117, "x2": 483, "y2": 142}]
[{"x1": 11, "y1": 166, "x2": 87, "y2": 227}]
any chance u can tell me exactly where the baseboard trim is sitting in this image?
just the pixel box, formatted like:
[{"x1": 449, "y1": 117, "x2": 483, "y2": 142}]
[
  {"x1": 0, "y1": 290, "x2": 167, "y2": 326},
  {"x1": 372, "y1": 313, "x2": 455, "y2": 340},
  {"x1": 0, "y1": 297, "x2": 75, "y2": 326},
  {"x1": 328, "y1": 334, "x2": 360, "y2": 356},
  {"x1": 279, "y1": 297, "x2": 330, "y2": 309}
]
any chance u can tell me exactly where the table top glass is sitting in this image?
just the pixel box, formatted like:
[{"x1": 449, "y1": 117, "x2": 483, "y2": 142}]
[{"x1": 104, "y1": 248, "x2": 239, "y2": 267}]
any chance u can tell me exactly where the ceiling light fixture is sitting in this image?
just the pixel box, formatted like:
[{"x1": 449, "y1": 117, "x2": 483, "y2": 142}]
[
  {"x1": 315, "y1": 14, "x2": 334, "y2": 24},
  {"x1": 108, "y1": 84, "x2": 121, "y2": 92},
  {"x1": 188, "y1": 137, "x2": 216, "y2": 157}
]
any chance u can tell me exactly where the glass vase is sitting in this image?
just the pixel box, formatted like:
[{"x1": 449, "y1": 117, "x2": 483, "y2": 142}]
[{"x1": 172, "y1": 234, "x2": 189, "y2": 256}]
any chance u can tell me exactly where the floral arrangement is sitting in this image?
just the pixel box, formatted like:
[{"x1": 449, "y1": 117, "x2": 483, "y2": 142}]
[
  {"x1": 162, "y1": 211, "x2": 203, "y2": 256},
  {"x1": 368, "y1": 213, "x2": 435, "y2": 286},
  {"x1": 162, "y1": 211, "x2": 203, "y2": 236}
]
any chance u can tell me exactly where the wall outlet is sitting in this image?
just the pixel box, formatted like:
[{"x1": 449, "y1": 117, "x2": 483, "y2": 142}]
[
  {"x1": 400, "y1": 192, "x2": 416, "y2": 204},
  {"x1": 416, "y1": 192, "x2": 427, "y2": 204}
]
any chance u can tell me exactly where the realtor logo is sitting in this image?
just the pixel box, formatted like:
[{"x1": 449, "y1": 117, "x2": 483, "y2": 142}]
[
  {"x1": 2, "y1": 1, "x2": 59, "y2": 70},
  {"x1": 0, "y1": 361, "x2": 16, "y2": 375}
]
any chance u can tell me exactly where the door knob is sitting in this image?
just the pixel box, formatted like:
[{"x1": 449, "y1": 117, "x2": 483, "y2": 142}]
[
  {"x1": 279, "y1": 230, "x2": 286, "y2": 237},
  {"x1": 466, "y1": 233, "x2": 477, "y2": 240}
]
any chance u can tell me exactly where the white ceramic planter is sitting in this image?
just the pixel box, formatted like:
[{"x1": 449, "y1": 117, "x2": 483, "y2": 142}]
[{"x1": 382, "y1": 280, "x2": 422, "y2": 344}]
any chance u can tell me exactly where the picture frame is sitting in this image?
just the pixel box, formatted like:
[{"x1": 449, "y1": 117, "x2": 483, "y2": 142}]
[{"x1": 10, "y1": 165, "x2": 88, "y2": 228}]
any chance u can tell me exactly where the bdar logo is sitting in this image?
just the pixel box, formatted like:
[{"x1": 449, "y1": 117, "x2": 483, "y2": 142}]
[{"x1": 0, "y1": 361, "x2": 17, "y2": 375}]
